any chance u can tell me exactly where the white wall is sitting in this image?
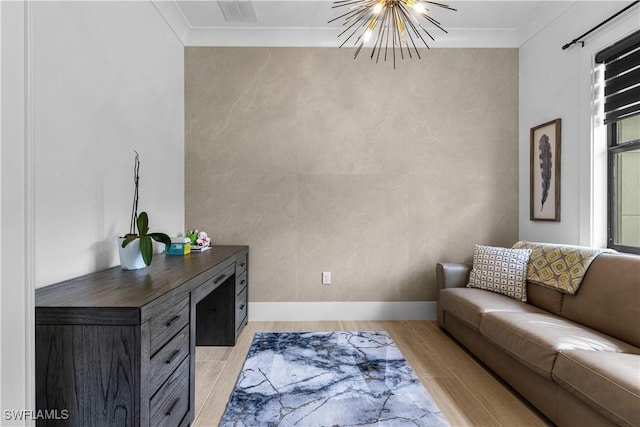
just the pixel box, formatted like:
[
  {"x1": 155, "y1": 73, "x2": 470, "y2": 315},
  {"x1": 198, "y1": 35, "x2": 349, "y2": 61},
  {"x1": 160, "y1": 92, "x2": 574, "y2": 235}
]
[
  {"x1": 1, "y1": 1, "x2": 184, "y2": 424},
  {"x1": 1, "y1": 2, "x2": 31, "y2": 424},
  {"x1": 33, "y1": 1, "x2": 185, "y2": 288},
  {"x1": 519, "y1": 1, "x2": 640, "y2": 246}
]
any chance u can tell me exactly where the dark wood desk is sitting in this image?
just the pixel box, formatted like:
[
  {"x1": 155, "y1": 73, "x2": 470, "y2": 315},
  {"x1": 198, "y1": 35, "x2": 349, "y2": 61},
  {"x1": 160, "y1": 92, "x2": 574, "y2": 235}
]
[{"x1": 35, "y1": 245, "x2": 249, "y2": 426}]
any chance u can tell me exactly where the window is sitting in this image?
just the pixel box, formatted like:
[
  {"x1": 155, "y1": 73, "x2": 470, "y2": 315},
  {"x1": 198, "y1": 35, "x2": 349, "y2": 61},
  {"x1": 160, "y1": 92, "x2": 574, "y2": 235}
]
[
  {"x1": 608, "y1": 117, "x2": 640, "y2": 253},
  {"x1": 597, "y1": 30, "x2": 640, "y2": 254}
]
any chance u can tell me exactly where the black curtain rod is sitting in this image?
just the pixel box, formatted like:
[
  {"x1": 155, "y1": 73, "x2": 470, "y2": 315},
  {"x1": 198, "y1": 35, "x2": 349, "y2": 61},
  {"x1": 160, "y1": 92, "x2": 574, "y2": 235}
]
[{"x1": 562, "y1": 1, "x2": 640, "y2": 50}]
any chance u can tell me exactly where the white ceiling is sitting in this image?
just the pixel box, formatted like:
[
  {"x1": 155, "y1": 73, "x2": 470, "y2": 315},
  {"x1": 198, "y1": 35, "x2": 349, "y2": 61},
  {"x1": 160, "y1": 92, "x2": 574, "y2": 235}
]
[{"x1": 152, "y1": 0, "x2": 579, "y2": 47}]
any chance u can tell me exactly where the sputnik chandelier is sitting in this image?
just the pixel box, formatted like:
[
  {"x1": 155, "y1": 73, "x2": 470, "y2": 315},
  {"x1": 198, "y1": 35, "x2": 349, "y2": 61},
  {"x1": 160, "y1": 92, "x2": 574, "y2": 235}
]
[{"x1": 329, "y1": 0, "x2": 457, "y2": 68}]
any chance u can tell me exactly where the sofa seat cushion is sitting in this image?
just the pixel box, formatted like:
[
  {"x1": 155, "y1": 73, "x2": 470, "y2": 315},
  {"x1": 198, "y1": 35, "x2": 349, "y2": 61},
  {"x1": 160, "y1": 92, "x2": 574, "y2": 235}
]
[
  {"x1": 439, "y1": 288, "x2": 544, "y2": 330},
  {"x1": 480, "y1": 311, "x2": 639, "y2": 379},
  {"x1": 552, "y1": 350, "x2": 640, "y2": 427}
]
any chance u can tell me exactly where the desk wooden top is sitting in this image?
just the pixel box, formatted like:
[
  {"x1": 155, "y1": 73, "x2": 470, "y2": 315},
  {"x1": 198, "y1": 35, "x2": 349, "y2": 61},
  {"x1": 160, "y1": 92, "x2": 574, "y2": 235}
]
[{"x1": 35, "y1": 245, "x2": 248, "y2": 310}]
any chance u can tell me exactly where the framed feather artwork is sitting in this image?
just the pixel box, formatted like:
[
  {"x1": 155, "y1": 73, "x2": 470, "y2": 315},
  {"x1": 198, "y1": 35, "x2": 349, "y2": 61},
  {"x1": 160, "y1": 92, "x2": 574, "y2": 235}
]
[{"x1": 530, "y1": 119, "x2": 561, "y2": 221}]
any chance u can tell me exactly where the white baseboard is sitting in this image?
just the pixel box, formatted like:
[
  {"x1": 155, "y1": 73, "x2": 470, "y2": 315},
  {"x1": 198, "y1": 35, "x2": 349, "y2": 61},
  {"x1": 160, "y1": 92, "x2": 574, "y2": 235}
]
[{"x1": 248, "y1": 301, "x2": 437, "y2": 322}]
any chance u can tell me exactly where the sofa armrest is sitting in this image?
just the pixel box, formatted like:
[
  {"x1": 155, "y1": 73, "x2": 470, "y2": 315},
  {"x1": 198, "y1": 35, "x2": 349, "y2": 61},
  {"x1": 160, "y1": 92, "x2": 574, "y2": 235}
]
[{"x1": 436, "y1": 262, "x2": 472, "y2": 293}]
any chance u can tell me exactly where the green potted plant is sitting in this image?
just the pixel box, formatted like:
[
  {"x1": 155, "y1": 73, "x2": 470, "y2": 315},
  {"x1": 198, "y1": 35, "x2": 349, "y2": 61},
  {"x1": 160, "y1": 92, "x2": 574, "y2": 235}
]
[{"x1": 118, "y1": 152, "x2": 171, "y2": 270}]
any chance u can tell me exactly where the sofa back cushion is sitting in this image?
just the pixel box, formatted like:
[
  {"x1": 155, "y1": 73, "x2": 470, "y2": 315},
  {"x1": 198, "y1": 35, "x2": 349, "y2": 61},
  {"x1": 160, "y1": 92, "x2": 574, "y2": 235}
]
[
  {"x1": 526, "y1": 282, "x2": 564, "y2": 315},
  {"x1": 560, "y1": 253, "x2": 640, "y2": 348}
]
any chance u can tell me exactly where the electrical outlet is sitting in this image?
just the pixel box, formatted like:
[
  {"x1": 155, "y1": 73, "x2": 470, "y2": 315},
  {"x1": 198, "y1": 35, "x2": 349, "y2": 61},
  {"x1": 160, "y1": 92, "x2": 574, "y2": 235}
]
[{"x1": 322, "y1": 272, "x2": 331, "y2": 285}]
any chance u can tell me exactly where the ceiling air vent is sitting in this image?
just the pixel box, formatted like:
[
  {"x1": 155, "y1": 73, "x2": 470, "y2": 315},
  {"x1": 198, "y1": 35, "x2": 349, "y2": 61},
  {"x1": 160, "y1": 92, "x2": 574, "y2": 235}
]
[{"x1": 218, "y1": 0, "x2": 258, "y2": 23}]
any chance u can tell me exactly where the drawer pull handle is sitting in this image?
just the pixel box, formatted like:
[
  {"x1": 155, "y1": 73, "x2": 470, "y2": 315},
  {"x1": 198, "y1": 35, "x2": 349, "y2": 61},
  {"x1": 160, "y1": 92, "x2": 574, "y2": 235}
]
[
  {"x1": 166, "y1": 398, "x2": 180, "y2": 416},
  {"x1": 214, "y1": 274, "x2": 227, "y2": 284},
  {"x1": 166, "y1": 315, "x2": 180, "y2": 327},
  {"x1": 240, "y1": 279, "x2": 246, "y2": 285},
  {"x1": 239, "y1": 303, "x2": 245, "y2": 310},
  {"x1": 240, "y1": 262, "x2": 246, "y2": 267},
  {"x1": 166, "y1": 349, "x2": 180, "y2": 364}
]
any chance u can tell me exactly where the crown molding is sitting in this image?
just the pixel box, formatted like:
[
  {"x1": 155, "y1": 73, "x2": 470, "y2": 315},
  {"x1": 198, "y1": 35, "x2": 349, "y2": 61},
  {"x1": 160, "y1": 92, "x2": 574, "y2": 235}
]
[
  {"x1": 185, "y1": 27, "x2": 521, "y2": 47},
  {"x1": 151, "y1": 0, "x2": 190, "y2": 45},
  {"x1": 516, "y1": 1, "x2": 576, "y2": 47}
]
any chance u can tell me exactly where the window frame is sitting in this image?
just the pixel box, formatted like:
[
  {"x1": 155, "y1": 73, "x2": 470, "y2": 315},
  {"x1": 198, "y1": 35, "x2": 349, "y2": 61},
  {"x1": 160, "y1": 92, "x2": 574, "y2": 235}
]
[{"x1": 607, "y1": 121, "x2": 640, "y2": 254}]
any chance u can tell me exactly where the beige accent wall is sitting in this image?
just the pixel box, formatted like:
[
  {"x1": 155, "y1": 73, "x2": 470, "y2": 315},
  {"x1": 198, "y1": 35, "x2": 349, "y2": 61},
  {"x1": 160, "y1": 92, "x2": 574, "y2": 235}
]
[{"x1": 186, "y1": 47, "x2": 518, "y2": 303}]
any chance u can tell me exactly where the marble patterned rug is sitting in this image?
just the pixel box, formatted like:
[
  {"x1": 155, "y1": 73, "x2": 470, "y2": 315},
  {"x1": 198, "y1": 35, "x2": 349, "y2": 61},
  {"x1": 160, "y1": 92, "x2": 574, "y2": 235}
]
[{"x1": 220, "y1": 331, "x2": 449, "y2": 426}]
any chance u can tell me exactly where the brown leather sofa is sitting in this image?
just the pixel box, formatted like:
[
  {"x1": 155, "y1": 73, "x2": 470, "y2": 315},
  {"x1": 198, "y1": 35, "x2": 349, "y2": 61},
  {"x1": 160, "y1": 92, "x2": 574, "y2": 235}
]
[{"x1": 436, "y1": 252, "x2": 640, "y2": 427}]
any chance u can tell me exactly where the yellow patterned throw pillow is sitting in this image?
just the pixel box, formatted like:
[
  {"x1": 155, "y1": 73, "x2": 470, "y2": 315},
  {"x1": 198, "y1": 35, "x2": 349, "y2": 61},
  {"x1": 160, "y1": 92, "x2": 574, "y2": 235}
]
[
  {"x1": 467, "y1": 245, "x2": 532, "y2": 302},
  {"x1": 512, "y1": 241, "x2": 614, "y2": 294}
]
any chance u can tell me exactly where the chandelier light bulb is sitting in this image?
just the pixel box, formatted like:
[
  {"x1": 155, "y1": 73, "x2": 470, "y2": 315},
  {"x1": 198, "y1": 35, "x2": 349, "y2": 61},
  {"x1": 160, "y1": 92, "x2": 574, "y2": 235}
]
[{"x1": 329, "y1": 0, "x2": 457, "y2": 68}]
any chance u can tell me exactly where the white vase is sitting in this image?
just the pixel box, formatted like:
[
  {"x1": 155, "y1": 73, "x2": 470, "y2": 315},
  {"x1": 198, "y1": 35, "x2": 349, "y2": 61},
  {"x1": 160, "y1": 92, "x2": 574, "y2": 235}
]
[{"x1": 117, "y1": 237, "x2": 146, "y2": 270}]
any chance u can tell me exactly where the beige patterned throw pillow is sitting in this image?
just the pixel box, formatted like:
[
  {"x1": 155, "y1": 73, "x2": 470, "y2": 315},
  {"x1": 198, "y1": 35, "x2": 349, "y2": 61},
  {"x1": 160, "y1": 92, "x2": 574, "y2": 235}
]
[{"x1": 467, "y1": 245, "x2": 532, "y2": 302}]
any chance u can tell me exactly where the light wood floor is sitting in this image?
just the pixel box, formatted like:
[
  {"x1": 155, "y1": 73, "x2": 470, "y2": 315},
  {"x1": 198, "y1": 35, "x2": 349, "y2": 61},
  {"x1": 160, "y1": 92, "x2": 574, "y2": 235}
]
[{"x1": 193, "y1": 321, "x2": 550, "y2": 427}]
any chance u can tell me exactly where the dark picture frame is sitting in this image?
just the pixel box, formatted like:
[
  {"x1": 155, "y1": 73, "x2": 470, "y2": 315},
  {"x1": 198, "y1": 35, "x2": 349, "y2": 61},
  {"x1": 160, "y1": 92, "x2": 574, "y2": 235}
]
[{"x1": 530, "y1": 119, "x2": 561, "y2": 221}]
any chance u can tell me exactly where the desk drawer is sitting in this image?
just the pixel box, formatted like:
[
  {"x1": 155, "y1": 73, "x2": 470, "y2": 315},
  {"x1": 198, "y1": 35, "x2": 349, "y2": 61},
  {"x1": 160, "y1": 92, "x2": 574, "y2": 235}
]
[
  {"x1": 235, "y1": 287, "x2": 247, "y2": 327},
  {"x1": 150, "y1": 296, "x2": 189, "y2": 355},
  {"x1": 236, "y1": 251, "x2": 248, "y2": 275},
  {"x1": 149, "y1": 325, "x2": 189, "y2": 395},
  {"x1": 236, "y1": 271, "x2": 247, "y2": 296},
  {"x1": 193, "y1": 263, "x2": 235, "y2": 304},
  {"x1": 150, "y1": 356, "x2": 190, "y2": 427}
]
